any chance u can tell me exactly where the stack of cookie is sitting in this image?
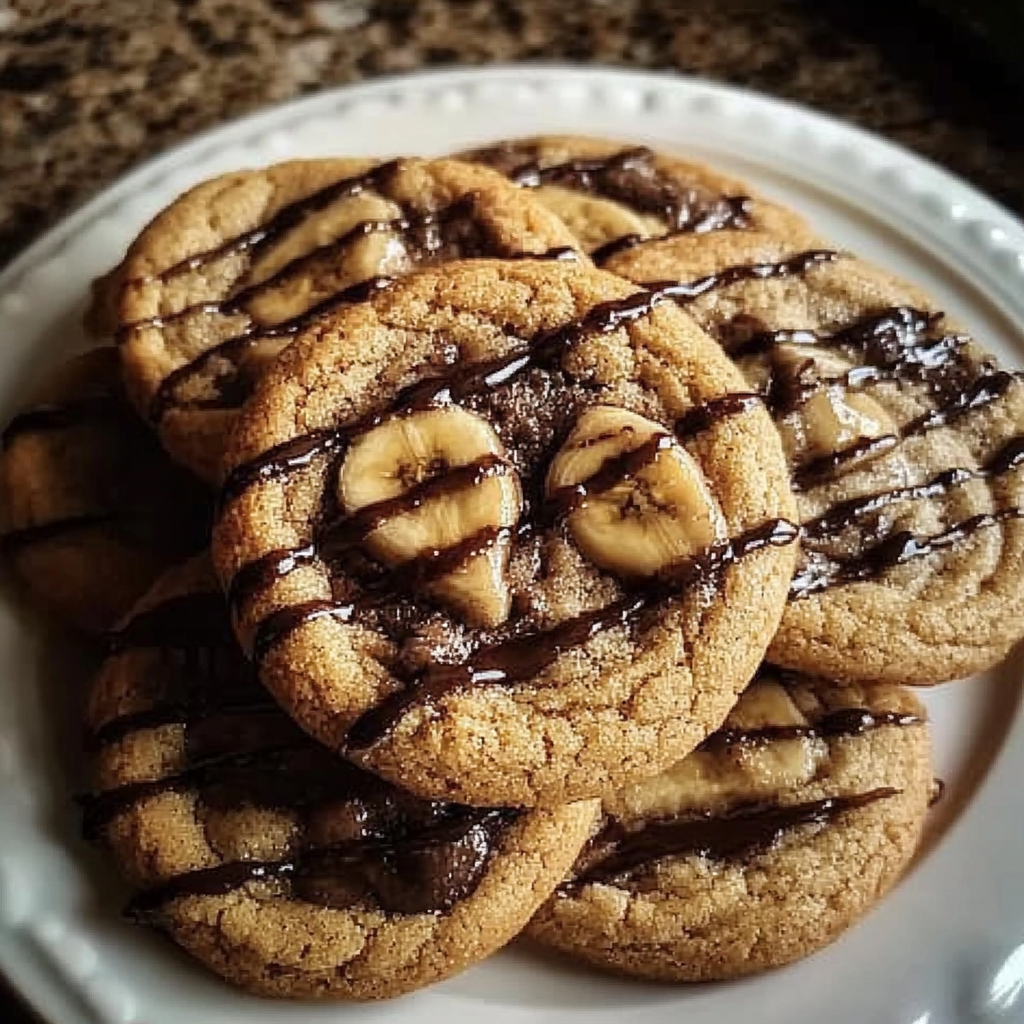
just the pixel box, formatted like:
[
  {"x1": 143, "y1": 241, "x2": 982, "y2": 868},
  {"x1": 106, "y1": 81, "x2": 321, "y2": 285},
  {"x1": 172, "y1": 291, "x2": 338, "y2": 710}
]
[{"x1": 3, "y1": 137, "x2": 1022, "y2": 999}]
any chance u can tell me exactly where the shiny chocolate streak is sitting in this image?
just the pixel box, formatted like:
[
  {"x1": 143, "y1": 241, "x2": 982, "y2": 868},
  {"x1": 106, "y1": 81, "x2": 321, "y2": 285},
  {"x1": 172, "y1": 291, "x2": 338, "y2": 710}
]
[
  {"x1": 792, "y1": 434, "x2": 901, "y2": 491},
  {"x1": 1, "y1": 395, "x2": 124, "y2": 448},
  {"x1": 125, "y1": 807, "x2": 516, "y2": 919},
  {"x1": 575, "y1": 787, "x2": 898, "y2": 885},
  {"x1": 343, "y1": 518, "x2": 799, "y2": 752},
  {"x1": 0, "y1": 512, "x2": 116, "y2": 554},
  {"x1": 698, "y1": 707, "x2": 922, "y2": 751},
  {"x1": 137, "y1": 159, "x2": 405, "y2": 284},
  {"x1": 500, "y1": 146, "x2": 753, "y2": 235},
  {"x1": 801, "y1": 435, "x2": 1024, "y2": 540},
  {"x1": 546, "y1": 432, "x2": 674, "y2": 521},
  {"x1": 790, "y1": 508, "x2": 1024, "y2": 599},
  {"x1": 148, "y1": 275, "x2": 395, "y2": 421},
  {"x1": 80, "y1": 740, "x2": 307, "y2": 841}
]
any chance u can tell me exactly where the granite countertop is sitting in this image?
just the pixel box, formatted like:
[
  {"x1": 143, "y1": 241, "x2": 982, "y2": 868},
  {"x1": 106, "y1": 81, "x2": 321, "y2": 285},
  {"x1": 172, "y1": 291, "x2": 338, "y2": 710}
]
[{"x1": 1, "y1": 0, "x2": 1023, "y2": 1019}]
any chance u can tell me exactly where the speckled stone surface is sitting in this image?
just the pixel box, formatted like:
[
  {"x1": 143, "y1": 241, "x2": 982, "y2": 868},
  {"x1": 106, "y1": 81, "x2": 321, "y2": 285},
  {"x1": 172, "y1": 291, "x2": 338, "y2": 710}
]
[
  {"x1": 2, "y1": 0, "x2": 1024, "y2": 271},
  {"x1": 1, "y1": 0, "x2": 1024, "y2": 1018}
]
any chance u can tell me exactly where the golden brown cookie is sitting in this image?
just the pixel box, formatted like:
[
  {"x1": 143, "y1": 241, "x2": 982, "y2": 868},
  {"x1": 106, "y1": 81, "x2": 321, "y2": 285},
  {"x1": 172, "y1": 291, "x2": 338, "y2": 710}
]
[
  {"x1": 606, "y1": 233, "x2": 1024, "y2": 685},
  {"x1": 109, "y1": 156, "x2": 584, "y2": 482},
  {"x1": 0, "y1": 348, "x2": 210, "y2": 632},
  {"x1": 528, "y1": 667, "x2": 933, "y2": 981},
  {"x1": 459, "y1": 134, "x2": 816, "y2": 264},
  {"x1": 213, "y1": 257, "x2": 798, "y2": 807},
  {"x1": 83, "y1": 556, "x2": 598, "y2": 1000}
]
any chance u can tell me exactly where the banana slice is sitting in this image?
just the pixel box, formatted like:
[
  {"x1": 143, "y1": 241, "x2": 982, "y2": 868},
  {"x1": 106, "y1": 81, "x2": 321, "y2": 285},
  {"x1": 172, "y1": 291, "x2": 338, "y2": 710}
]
[
  {"x1": 770, "y1": 345, "x2": 898, "y2": 474},
  {"x1": 338, "y1": 405, "x2": 521, "y2": 628},
  {"x1": 546, "y1": 406, "x2": 726, "y2": 579}
]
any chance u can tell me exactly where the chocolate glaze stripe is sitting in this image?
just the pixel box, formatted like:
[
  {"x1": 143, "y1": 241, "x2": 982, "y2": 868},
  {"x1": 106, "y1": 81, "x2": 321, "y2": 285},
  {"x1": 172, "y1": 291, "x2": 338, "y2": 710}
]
[
  {"x1": 803, "y1": 435, "x2": 1024, "y2": 540},
  {"x1": 640, "y1": 250, "x2": 840, "y2": 308},
  {"x1": 793, "y1": 434, "x2": 901, "y2": 491},
  {"x1": 149, "y1": 275, "x2": 395, "y2": 421},
  {"x1": 253, "y1": 599, "x2": 357, "y2": 665},
  {"x1": 319, "y1": 454, "x2": 515, "y2": 549},
  {"x1": 343, "y1": 517, "x2": 799, "y2": 752},
  {"x1": 219, "y1": 254, "x2": 837, "y2": 511},
  {"x1": 589, "y1": 197, "x2": 755, "y2": 267},
  {"x1": 698, "y1": 708, "x2": 922, "y2": 752},
  {"x1": 90, "y1": 691, "x2": 277, "y2": 749},
  {"x1": 125, "y1": 807, "x2": 516, "y2": 919},
  {"x1": 1, "y1": 395, "x2": 124, "y2": 448},
  {"x1": 80, "y1": 740, "x2": 307, "y2": 841},
  {"x1": 135, "y1": 160, "x2": 402, "y2": 285},
  {"x1": 227, "y1": 544, "x2": 318, "y2": 620},
  {"x1": 576, "y1": 787, "x2": 898, "y2": 884},
  {"x1": 503, "y1": 146, "x2": 752, "y2": 235},
  {"x1": 791, "y1": 507, "x2": 1024, "y2": 599},
  {"x1": 547, "y1": 432, "x2": 673, "y2": 521},
  {"x1": 674, "y1": 392, "x2": 763, "y2": 438},
  {"x1": 0, "y1": 512, "x2": 116, "y2": 554}
]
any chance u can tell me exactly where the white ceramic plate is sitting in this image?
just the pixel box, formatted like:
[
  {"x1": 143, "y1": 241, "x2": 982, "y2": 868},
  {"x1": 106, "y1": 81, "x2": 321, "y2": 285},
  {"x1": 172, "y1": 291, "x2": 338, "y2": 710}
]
[{"x1": 0, "y1": 65, "x2": 1022, "y2": 1024}]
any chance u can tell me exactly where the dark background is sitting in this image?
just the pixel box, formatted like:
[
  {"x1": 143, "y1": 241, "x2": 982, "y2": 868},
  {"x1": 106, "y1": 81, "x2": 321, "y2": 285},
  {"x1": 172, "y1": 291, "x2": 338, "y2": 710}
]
[{"x1": 1, "y1": 0, "x2": 1022, "y2": 1018}]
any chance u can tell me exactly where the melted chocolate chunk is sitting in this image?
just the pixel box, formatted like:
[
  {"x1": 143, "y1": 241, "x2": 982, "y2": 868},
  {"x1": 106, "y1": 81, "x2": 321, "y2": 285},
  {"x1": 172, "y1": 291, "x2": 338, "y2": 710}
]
[
  {"x1": 575, "y1": 788, "x2": 898, "y2": 885},
  {"x1": 126, "y1": 807, "x2": 516, "y2": 919},
  {"x1": 484, "y1": 145, "x2": 753, "y2": 236}
]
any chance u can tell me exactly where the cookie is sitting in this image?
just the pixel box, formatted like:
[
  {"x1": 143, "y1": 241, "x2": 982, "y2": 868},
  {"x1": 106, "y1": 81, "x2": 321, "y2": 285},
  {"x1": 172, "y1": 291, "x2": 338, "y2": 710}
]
[
  {"x1": 110, "y1": 156, "x2": 584, "y2": 482},
  {"x1": 213, "y1": 257, "x2": 799, "y2": 807},
  {"x1": 605, "y1": 232, "x2": 1024, "y2": 685},
  {"x1": 0, "y1": 348, "x2": 210, "y2": 632},
  {"x1": 459, "y1": 135, "x2": 815, "y2": 264},
  {"x1": 83, "y1": 556, "x2": 598, "y2": 1000},
  {"x1": 528, "y1": 666, "x2": 933, "y2": 981}
]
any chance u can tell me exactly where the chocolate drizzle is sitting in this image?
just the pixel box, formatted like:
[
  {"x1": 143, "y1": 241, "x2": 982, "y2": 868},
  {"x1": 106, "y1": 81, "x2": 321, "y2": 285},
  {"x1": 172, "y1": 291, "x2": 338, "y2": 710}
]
[
  {"x1": 475, "y1": 144, "x2": 753, "y2": 242},
  {"x1": 791, "y1": 508, "x2": 1024, "y2": 599},
  {"x1": 0, "y1": 512, "x2": 116, "y2": 553},
  {"x1": 1, "y1": 395, "x2": 123, "y2": 447},
  {"x1": 88, "y1": 583, "x2": 522, "y2": 918},
  {"x1": 126, "y1": 807, "x2": 516, "y2": 920},
  {"x1": 575, "y1": 788, "x2": 898, "y2": 885},
  {"x1": 699, "y1": 707, "x2": 922, "y2": 751},
  {"x1": 343, "y1": 518, "x2": 799, "y2": 752}
]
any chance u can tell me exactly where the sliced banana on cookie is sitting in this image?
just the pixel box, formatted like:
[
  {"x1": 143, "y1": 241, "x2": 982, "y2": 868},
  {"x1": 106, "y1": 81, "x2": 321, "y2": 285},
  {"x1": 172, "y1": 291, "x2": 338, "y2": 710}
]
[
  {"x1": 546, "y1": 406, "x2": 726, "y2": 578},
  {"x1": 770, "y1": 345, "x2": 899, "y2": 475},
  {"x1": 339, "y1": 405, "x2": 521, "y2": 628}
]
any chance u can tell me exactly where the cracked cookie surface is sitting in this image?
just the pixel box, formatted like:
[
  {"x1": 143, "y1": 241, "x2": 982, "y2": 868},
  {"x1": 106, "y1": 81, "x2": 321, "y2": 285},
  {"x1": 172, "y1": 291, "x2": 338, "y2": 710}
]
[
  {"x1": 0, "y1": 348, "x2": 210, "y2": 632},
  {"x1": 109, "y1": 156, "x2": 583, "y2": 482},
  {"x1": 527, "y1": 667, "x2": 933, "y2": 980},
  {"x1": 213, "y1": 257, "x2": 798, "y2": 807},
  {"x1": 607, "y1": 232, "x2": 1024, "y2": 685},
  {"x1": 84, "y1": 556, "x2": 597, "y2": 999}
]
